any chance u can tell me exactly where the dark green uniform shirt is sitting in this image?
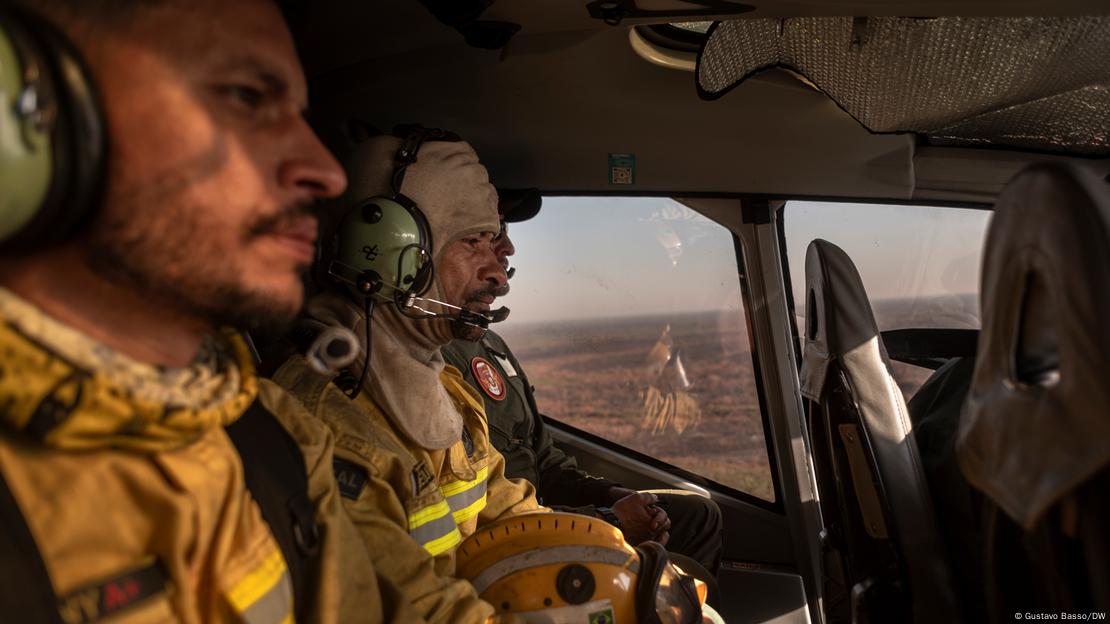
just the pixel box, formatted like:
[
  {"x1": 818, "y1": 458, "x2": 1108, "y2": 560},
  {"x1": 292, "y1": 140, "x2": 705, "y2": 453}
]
[
  {"x1": 442, "y1": 331, "x2": 618, "y2": 511},
  {"x1": 446, "y1": 332, "x2": 726, "y2": 579}
]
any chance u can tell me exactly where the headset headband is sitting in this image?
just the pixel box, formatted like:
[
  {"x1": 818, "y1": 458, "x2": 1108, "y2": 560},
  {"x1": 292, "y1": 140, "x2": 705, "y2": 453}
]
[{"x1": 388, "y1": 123, "x2": 461, "y2": 196}]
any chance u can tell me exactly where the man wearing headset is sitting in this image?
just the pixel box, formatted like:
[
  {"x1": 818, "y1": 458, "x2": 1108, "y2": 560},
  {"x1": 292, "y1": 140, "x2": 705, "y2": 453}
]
[
  {"x1": 0, "y1": 1, "x2": 416, "y2": 622},
  {"x1": 442, "y1": 192, "x2": 724, "y2": 580},
  {"x1": 269, "y1": 129, "x2": 544, "y2": 623}
]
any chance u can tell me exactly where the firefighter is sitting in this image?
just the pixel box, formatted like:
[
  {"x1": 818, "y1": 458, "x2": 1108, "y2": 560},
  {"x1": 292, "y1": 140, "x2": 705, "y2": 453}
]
[
  {"x1": 268, "y1": 127, "x2": 543, "y2": 623},
  {"x1": 0, "y1": 1, "x2": 415, "y2": 621},
  {"x1": 442, "y1": 191, "x2": 724, "y2": 578}
]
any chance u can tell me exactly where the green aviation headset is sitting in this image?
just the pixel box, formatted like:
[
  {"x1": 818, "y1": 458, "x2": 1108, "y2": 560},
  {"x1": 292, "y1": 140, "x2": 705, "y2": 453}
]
[
  {"x1": 322, "y1": 125, "x2": 452, "y2": 398},
  {"x1": 322, "y1": 124, "x2": 509, "y2": 398},
  {"x1": 0, "y1": 6, "x2": 105, "y2": 249},
  {"x1": 326, "y1": 126, "x2": 445, "y2": 304},
  {"x1": 325, "y1": 123, "x2": 510, "y2": 328}
]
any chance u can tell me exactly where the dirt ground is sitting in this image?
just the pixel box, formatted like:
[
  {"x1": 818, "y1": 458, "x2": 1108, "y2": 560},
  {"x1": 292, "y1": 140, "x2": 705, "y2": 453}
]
[{"x1": 499, "y1": 311, "x2": 777, "y2": 502}]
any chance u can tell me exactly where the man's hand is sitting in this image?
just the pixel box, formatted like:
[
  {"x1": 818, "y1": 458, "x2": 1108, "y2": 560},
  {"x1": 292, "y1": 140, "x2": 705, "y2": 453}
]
[
  {"x1": 610, "y1": 492, "x2": 671, "y2": 546},
  {"x1": 606, "y1": 486, "x2": 638, "y2": 504}
]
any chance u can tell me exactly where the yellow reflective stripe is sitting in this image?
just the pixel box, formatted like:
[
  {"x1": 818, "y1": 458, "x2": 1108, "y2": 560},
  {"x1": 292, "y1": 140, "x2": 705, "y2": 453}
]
[
  {"x1": 226, "y1": 549, "x2": 290, "y2": 614},
  {"x1": 423, "y1": 526, "x2": 463, "y2": 556},
  {"x1": 406, "y1": 464, "x2": 491, "y2": 556},
  {"x1": 451, "y1": 493, "x2": 487, "y2": 524},
  {"x1": 408, "y1": 499, "x2": 453, "y2": 530},
  {"x1": 440, "y1": 465, "x2": 489, "y2": 498}
]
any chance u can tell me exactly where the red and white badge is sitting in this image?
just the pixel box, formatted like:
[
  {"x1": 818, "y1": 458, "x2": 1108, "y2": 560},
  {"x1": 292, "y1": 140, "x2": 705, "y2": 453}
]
[{"x1": 470, "y1": 357, "x2": 506, "y2": 401}]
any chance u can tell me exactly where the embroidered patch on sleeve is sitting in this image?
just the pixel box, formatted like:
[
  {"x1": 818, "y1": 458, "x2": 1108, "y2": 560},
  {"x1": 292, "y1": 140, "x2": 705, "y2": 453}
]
[
  {"x1": 333, "y1": 457, "x2": 369, "y2": 500},
  {"x1": 470, "y1": 356, "x2": 507, "y2": 401},
  {"x1": 57, "y1": 559, "x2": 168, "y2": 624},
  {"x1": 411, "y1": 462, "x2": 437, "y2": 496}
]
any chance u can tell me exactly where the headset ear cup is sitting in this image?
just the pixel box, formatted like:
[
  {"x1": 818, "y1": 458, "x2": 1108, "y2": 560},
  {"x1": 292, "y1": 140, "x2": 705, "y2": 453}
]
[
  {"x1": 356, "y1": 270, "x2": 383, "y2": 296},
  {"x1": 0, "y1": 7, "x2": 105, "y2": 249},
  {"x1": 394, "y1": 194, "x2": 435, "y2": 295}
]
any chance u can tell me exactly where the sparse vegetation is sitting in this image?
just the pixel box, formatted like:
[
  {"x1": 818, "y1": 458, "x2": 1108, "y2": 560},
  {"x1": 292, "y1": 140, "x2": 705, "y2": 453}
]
[{"x1": 500, "y1": 311, "x2": 776, "y2": 502}]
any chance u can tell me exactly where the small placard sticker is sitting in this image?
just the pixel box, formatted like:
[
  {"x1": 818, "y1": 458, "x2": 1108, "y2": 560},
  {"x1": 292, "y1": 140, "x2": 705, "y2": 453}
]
[
  {"x1": 608, "y1": 153, "x2": 635, "y2": 185},
  {"x1": 589, "y1": 607, "x2": 616, "y2": 624}
]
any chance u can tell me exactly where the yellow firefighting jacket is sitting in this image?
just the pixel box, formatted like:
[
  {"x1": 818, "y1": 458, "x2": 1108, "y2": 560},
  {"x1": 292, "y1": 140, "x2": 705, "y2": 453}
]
[
  {"x1": 0, "y1": 288, "x2": 410, "y2": 624},
  {"x1": 258, "y1": 380, "x2": 422, "y2": 624},
  {"x1": 272, "y1": 354, "x2": 544, "y2": 624}
]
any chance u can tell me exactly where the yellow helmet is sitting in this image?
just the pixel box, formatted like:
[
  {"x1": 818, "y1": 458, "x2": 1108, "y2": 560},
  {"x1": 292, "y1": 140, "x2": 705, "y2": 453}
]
[{"x1": 456, "y1": 512, "x2": 705, "y2": 624}]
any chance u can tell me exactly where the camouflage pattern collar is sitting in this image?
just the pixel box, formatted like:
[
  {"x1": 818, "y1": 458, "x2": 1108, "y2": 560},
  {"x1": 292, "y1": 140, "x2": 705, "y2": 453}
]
[{"x1": 0, "y1": 288, "x2": 257, "y2": 451}]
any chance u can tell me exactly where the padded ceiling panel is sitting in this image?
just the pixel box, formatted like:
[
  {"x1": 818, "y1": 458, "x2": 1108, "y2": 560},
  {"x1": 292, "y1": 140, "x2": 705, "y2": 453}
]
[
  {"x1": 309, "y1": 27, "x2": 916, "y2": 199},
  {"x1": 697, "y1": 17, "x2": 1110, "y2": 156},
  {"x1": 300, "y1": 1, "x2": 1109, "y2": 203}
]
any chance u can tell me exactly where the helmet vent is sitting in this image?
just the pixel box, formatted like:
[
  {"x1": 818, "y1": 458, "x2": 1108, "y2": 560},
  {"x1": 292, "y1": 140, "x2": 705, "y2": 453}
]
[{"x1": 556, "y1": 564, "x2": 596, "y2": 605}]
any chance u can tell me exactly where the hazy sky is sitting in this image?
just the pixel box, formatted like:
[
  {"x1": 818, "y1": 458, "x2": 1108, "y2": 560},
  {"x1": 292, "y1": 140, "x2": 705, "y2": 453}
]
[
  {"x1": 498, "y1": 197, "x2": 742, "y2": 324},
  {"x1": 496, "y1": 196, "x2": 991, "y2": 325},
  {"x1": 784, "y1": 201, "x2": 992, "y2": 302}
]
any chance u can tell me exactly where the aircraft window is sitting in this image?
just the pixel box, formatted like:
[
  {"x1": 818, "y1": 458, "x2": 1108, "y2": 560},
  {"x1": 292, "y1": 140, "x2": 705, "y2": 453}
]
[
  {"x1": 498, "y1": 197, "x2": 775, "y2": 502},
  {"x1": 782, "y1": 201, "x2": 992, "y2": 399}
]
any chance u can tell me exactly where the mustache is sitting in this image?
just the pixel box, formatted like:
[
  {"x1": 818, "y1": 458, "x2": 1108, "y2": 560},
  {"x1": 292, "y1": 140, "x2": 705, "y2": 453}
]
[
  {"x1": 465, "y1": 283, "x2": 510, "y2": 304},
  {"x1": 245, "y1": 200, "x2": 321, "y2": 240}
]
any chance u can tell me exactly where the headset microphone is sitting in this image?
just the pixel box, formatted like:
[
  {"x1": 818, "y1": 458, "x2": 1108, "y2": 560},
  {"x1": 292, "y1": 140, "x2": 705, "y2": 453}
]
[
  {"x1": 399, "y1": 292, "x2": 510, "y2": 328},
  {"x1": 486, "y1": 306, "x2": 511, "y2": 323},
  {"x1": 458, "y1": 305, "x2": 510, "y2": 328}
]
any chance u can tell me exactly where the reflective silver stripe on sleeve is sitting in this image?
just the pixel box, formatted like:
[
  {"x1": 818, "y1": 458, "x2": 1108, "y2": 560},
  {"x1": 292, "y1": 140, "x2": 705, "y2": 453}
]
[
  {"x1": 410, "y1": 511, "x2": 461, "y2": 546},
  {"x1": 445, "y1": 478, "x2": 486, "y2": 512},
  {"x1": 469, "y1": 545, "x2": 639, "y2": 595}
]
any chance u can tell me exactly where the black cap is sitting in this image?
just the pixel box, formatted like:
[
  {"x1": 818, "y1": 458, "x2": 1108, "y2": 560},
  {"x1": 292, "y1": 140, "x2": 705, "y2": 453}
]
[{"x1": 497, "y1": 188, "x2": 542, "y2": 223}]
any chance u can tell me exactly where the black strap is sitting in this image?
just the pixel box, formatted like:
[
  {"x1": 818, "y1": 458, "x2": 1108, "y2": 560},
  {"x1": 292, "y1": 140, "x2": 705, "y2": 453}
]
[
  {"x1": 226, "y1": 402, "x2": 320, "y2": 623},
  {"x1": 0, "y1": 463, "x2": 65, "y2": 623},
  {"x1": 388, "y1": 123, "x2": 462, "y2": 195}
]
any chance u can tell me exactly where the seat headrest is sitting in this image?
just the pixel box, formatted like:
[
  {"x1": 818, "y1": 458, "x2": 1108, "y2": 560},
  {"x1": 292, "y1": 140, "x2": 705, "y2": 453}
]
[
  {"x1": 958, "y1": 162, "x2": 1110, "y2": 529},
  {"x1": 800, "y1": 239, "x2": 886, "y2": 400}
]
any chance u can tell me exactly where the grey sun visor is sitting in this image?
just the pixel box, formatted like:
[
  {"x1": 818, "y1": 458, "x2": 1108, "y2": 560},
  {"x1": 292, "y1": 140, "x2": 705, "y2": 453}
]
[{"x1": 695, "y1": 17, "x2": 1110, "y2": 156}]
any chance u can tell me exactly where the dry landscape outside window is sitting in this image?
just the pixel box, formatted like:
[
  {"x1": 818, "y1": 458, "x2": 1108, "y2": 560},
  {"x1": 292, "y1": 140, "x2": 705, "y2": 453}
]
[{"x1": 497, "y1": 197, "x2": 774, "y2": 502}]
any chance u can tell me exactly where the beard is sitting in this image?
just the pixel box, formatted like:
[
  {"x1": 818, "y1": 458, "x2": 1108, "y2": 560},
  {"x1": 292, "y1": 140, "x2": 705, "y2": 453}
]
[
  {"x1": 83, "y1": 194, "x2": 315, "y2": 338},
  {"x1": 450, "y1": 281, "x2": 510, "y2": 341}
]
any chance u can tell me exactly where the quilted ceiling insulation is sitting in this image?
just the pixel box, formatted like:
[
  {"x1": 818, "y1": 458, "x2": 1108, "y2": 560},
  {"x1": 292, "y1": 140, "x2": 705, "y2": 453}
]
[{"x1": 696, "y1": 17, "x2": 1110, "y2": 156}]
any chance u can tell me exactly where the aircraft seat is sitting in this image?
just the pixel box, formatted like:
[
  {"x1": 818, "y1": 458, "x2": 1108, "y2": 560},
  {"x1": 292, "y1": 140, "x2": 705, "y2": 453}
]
[
  {"x1": 958, "y1": 162, "x2": 1110, "y2": 616},
  {"x1": 799, "y1": 239, "x2": 959, "y2": 623}
]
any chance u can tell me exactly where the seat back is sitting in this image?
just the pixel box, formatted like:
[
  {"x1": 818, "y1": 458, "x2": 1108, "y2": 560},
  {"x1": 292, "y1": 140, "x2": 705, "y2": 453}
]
[
  {"x1": 799, "y1": 239, "x2": 957, "y2": 623},
  {"x1": 958, "y1": 162, "x2": 1110, "y2": 614}
]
